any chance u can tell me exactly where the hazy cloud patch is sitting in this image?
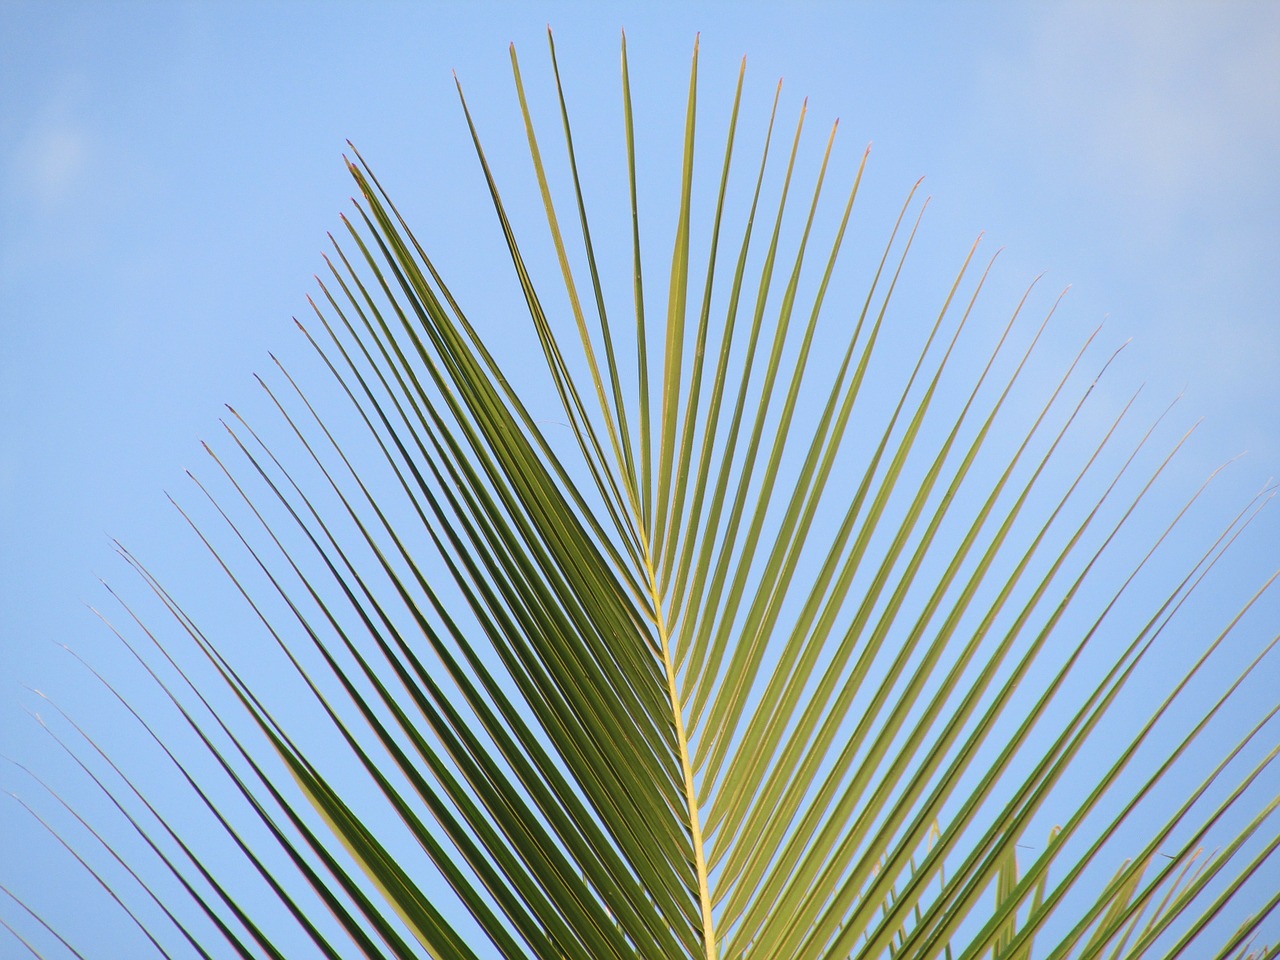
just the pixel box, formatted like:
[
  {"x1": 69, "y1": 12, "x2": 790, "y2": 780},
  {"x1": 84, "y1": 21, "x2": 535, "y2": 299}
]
[
  {"x1": 993, "y1": 2, "x2": 1280, "y2": 242},
  {"x1": 974, "y1": 3, "x2": 1280, "y2": 466},
  {"x1": 2, "y1": 76, "x2": 114, "y2": 281},
  {"x1": 5, "y1": 74, "x2": 95, "y2": 210},
  {"x1": 15, "y1": 123, "x2": 88, "y2": 204}
]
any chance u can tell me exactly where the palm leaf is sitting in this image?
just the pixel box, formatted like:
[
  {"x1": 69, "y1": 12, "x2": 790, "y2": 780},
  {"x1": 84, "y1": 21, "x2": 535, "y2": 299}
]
[{"x1": 11, "y1": 30, "x2": 1277, "y2": 960}]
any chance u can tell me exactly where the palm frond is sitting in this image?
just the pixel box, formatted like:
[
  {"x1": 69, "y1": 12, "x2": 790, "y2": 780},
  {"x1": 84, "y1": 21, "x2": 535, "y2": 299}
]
[{"x1": 10, "y1": 30, "x2": 1278, "y2": 960}]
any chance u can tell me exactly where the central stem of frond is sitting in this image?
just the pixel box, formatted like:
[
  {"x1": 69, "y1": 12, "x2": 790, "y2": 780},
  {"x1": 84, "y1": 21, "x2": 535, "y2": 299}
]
[{"x1": 645, "y1": 548, "x2": 718, "y2": 960}]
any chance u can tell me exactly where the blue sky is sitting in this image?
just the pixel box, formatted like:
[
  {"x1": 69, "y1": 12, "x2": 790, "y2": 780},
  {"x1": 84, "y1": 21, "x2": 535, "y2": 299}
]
[{"x1": 2, "y1": 3, "x2": 1279, "y2": 957}]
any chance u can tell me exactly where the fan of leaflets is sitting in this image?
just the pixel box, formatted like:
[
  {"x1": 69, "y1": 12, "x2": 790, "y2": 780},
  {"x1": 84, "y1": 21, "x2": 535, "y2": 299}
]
[{"x1": 15, "y1": 30, "x2": 1280, "y2": 960}]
